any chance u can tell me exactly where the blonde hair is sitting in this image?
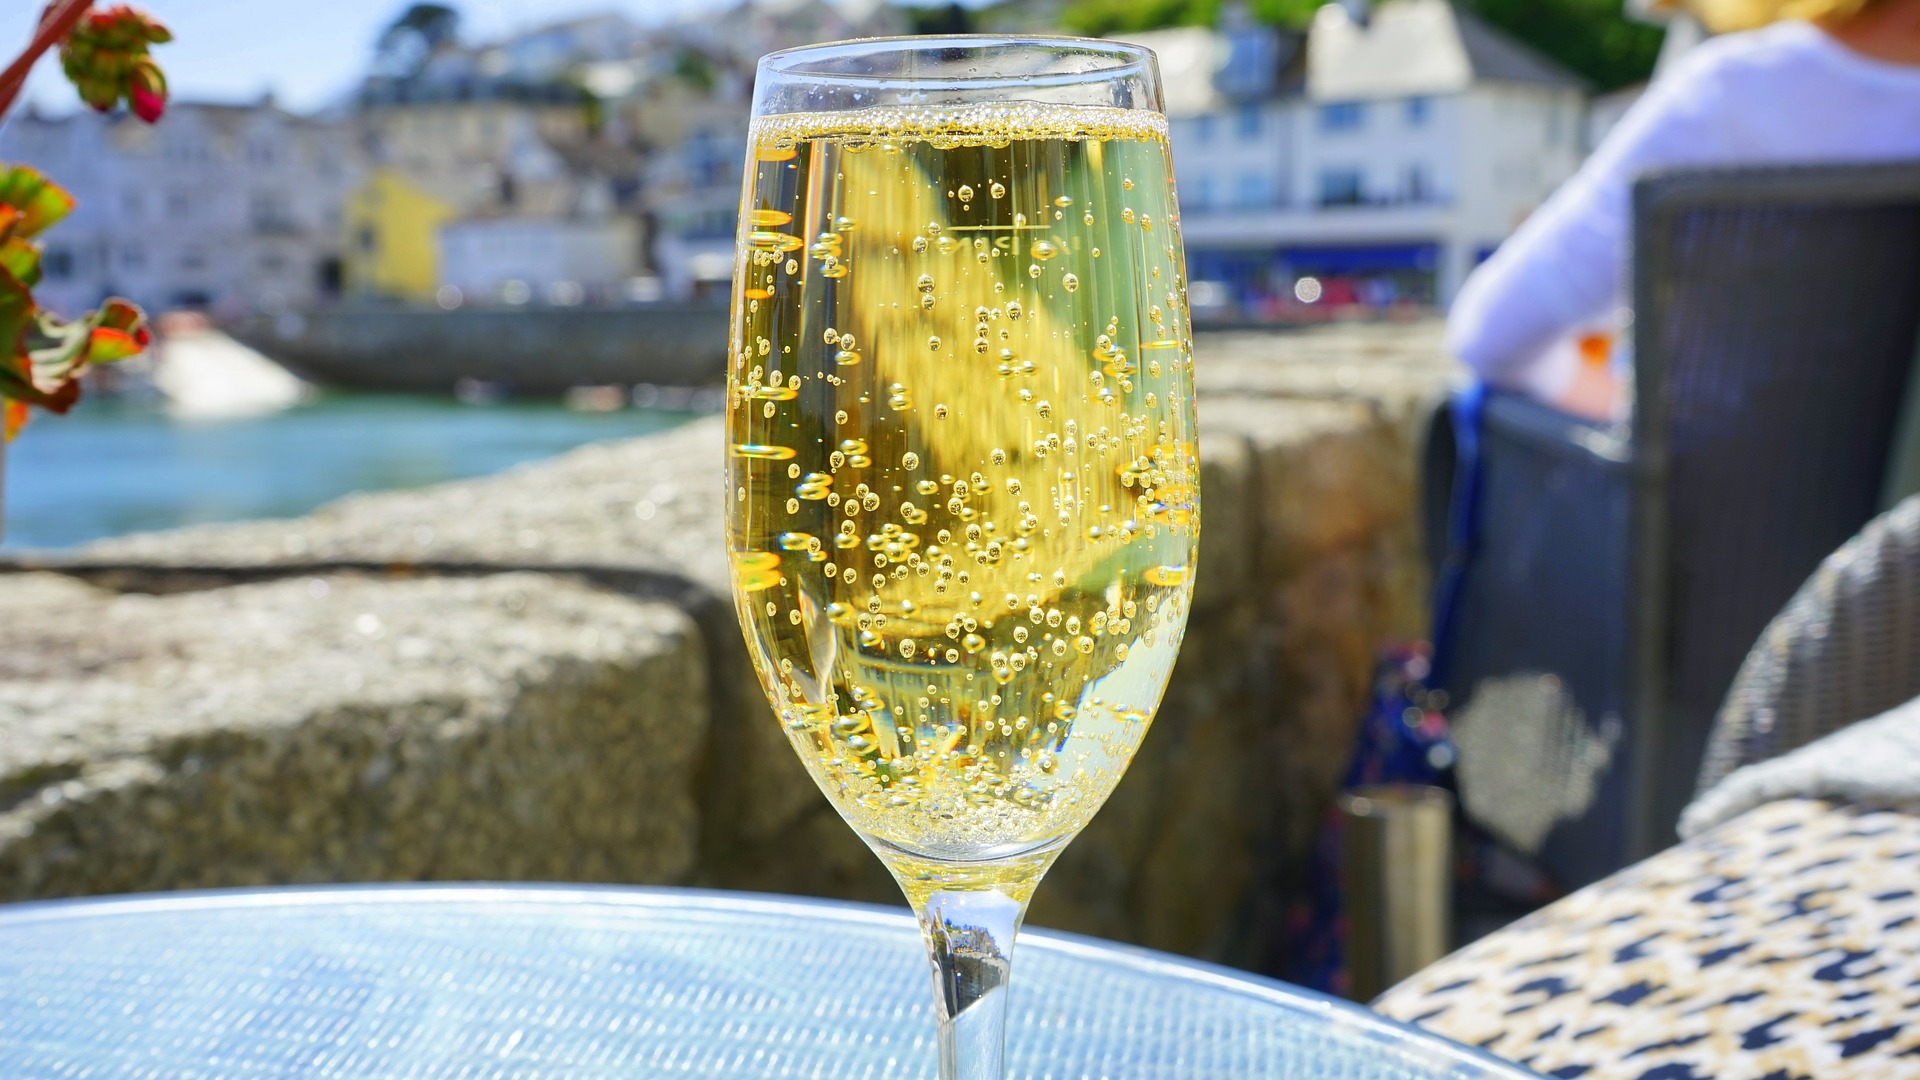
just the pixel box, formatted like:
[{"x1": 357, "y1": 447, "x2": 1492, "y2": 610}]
[{"x1": 1689, "y1": 0, "x2": 1886, "y2": 32}]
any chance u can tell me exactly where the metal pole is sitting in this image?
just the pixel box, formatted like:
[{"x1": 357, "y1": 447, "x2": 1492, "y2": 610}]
[{"x1": 1339, "y1": 784, "x2": 1454, "y2": 1002}]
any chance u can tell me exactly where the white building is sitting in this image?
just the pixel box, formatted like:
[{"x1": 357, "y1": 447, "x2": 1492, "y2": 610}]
[
  {"x1": 487, "y1": 14, "x2": 650, "y2": 82},
  {"x1": 438, "y1": 212, "x2": 641, "y2": 303},
  {"x1": 0, "y1": 100, "x2": 361, "y2": 319},
  {"x1": 624, "y1": 0, "x2": 909, "y2": 299},
  {"x1": 1138, "y1": 0, "x2": 1586, "y2": 310},
  {"x1": 1586, "y1": 82, "x2": 1646, "y2": 153}
]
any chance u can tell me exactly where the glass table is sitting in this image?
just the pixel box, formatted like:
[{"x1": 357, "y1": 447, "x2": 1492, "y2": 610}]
[{"x1": 0, "y1": 886, "x2": 1540, "y2": 1078}]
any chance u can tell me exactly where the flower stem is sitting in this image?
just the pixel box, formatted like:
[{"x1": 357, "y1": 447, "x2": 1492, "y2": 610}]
[{"x1": 0, "y1": 1, "x2": 95, "y2": 121}]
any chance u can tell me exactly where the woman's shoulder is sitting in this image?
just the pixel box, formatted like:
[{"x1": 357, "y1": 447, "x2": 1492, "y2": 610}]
[{"x1": 1672, "y1": 20, "x2": 1864, "y2": 84}]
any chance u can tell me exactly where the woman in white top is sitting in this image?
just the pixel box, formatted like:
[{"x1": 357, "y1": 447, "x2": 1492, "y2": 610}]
[{"x1": 1446, "y1": 0, "x2": 1920, "y2": 418}]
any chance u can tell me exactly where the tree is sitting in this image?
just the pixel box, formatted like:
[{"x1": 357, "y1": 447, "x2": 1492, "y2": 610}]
[
  {"x1": 904, "y1": 2, "x2": 977, "y2": 33},
  {"x1": 1459, "y1": 0, "x2": 1663, "y2": 91},
  {"x1": 375, "y1": 3, "x2": 460, "y2": 79}
]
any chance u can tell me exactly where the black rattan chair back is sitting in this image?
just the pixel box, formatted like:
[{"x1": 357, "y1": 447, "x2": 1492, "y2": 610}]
[
  {"x1": 1627, "y1": 162, "x2": 1920, "y2": 855},
  {"x1": 1426, "y1": 162, "x2": 1920, "y2": 889}
]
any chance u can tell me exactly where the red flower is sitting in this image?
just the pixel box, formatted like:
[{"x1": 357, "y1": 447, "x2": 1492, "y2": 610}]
[{"x1": 128, "y1": 58, "x2": 165, "y2": 122}]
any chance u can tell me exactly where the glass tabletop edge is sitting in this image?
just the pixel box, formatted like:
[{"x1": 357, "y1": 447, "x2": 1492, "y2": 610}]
[{"x1": 0, "y1": 883, "x2": 1544, "y2": 1078}]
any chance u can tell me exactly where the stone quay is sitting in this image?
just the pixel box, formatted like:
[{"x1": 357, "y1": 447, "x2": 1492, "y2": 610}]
[{"x1": 0, "y1": 319, "x2": 1455, "y2": 970}]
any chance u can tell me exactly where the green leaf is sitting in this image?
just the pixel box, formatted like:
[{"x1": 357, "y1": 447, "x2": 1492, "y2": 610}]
[
  {"x1": 86, "y1": 326, "x2": 143, "y2": 362},
  {"x1": 0, "y1": 269, "x2": 34, "y2": 361},
  {"x1": 0, "y1": 305, "x2": 96, "y2": 410},
  {"x1": 0, "y1": 297, "x2": 150, "y2": 414},
  {"x1": 0, "y1": 237, "x2": 41, "y2": 287},
  {"x1": 0, "y1": 166, "x2": 75, "y2": 238}
]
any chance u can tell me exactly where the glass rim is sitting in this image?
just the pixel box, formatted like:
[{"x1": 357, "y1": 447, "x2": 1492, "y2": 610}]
[{"x1": 758, "y1": 34, "x2": 1157, "y2": 87}]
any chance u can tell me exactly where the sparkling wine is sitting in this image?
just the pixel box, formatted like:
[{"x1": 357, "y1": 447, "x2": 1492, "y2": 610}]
[{"x1": 725, "y1": 103, "x2": 1199, "y2": 893}]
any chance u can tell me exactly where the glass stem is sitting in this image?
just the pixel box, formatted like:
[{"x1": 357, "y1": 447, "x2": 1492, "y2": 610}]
[
  {"x1": 872, "y1": 835, "x2": 1065, "y2": 1080},
  {"x1": 919, "y1": 887, "x2": 1027, "y2": 1080}
]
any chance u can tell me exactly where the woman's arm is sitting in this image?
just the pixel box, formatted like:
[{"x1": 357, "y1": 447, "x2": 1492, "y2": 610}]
[{"x1": 1445, "y1": 58, "x2": 1726, "y2": 398}]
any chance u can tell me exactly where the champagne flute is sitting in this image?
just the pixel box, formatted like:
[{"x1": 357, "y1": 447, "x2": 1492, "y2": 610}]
[{"x1": 725, "y1": 36, "x2": 1199, "y2": 1079}]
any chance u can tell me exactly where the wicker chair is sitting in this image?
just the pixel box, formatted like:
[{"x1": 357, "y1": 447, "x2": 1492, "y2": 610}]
[
  {"x1": 1694, "y1": 494, "x2": 1920, "y2": 796},
  {"x1": 1426, "y1": 161, "x2": 1920, "y2": 888},
  {"x1": 1378, "y1": 500, "x2": 1920, "y2": 1078}
]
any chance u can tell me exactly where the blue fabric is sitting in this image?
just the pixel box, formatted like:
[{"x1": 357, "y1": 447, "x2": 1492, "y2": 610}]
[{"x1": 1428, "y1": 380, "x2": 1487, "y2": 691}]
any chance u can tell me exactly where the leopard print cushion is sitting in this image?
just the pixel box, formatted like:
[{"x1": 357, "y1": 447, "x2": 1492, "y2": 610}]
[{"x1": 1373, "y1": 799, "x2": 1920, "y2": 1079}]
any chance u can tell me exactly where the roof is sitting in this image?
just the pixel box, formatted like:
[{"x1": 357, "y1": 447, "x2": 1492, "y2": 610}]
[
  {"x1": 357, "y1": 76, "x2": 590, "y2": 108},
  {"x1": 1113, "y1": 28, "x2": 1225, "y2": 118},
  {"x1": 1308, "y1": 0, "x2": 1585, "y2": 102},
  {"x1": 1453, "y1": 8, "x2": 1587, "y2": 90},
  {"x1": 15, "y1": 98, "x2": 320, "y2": 127},
  {"x1": 499, "y1": 10, "x2": 640, "y2": 37}
]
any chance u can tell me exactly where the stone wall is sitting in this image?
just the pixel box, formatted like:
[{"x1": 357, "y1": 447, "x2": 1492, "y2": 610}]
[{"x1": 0, "y1": 320, "x2": 1455, "y2": 970}]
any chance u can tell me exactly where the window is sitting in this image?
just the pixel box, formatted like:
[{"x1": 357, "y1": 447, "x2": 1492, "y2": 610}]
[
  {"x1": 1236, "y1": 103, "x2": 1262, "y2": 138},
  {"x1": 1192, "y1": 114, "x2": 1215, "y2": 145},
  {"x1": 1319, "y1": 102, "x2": 1366, "y2": 132},
  {"x1": 1236, "y1": 172, "x2": 1268, "y2": 209},
  {"x1": 1406, "y1": 97, "x2": 1431, "y2": 127},
  {"x1": 122, "y1": 191, "x2": 142, "y2": 219},
  {"x1": 358, "y1": 227, "x2": 377, "y2": 253},
  {"x1": 1187, "y1": 174, "x2": 1213, "y2": 210},
  {"x1": 1319, "y1": 168, "x2": 1364, "y2": 207},
  {"x1": 1405, "y1": 164, "x2": 1432, "y2": 203},
  {"x1": 167, "y1": 191, "x2": 191, "y2": 218},
  {"x1": 121, "y1": 244, "x2": 144, "y2": 271},
  {"x1": 42, "y1": 246, "x2": 73, "y2": 280},
  {"x1": 250, "y1": 192, "x2": 292, "y2": 231},
  {"x1": 180, "y1": 248, "x2": 207, "y2": 271}
]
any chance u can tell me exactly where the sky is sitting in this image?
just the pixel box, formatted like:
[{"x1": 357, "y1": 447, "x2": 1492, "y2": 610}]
[{"x1": 1, "y1": 0, "x2": 746, "y2": 114}]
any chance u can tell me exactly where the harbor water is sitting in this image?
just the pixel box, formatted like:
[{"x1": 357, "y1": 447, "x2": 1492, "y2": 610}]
[{"x1": 2, "y1": 394, "x2": 700, "y2": 550}]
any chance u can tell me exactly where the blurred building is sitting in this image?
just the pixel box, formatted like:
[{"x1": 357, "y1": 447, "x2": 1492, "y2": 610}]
[
  {"x1": 614, "y1": 0, "x2": 910, "y2": 299},
  {"x1": 439, "y1": 204, "x2": 642, "y2": 304},
  {"x1": 0, "y1": 99, "x2": 360, "y2": 317},
  {"x1": 486, "y1": 13, "x2": 652, "y2": 81},
  {"x1": 346, "y1": 77, "x2": 605, "y2": 300},
  {"x1": 334, "y1": 1, "x2": 910, "y2": 305},
  {"x1": 341, "y1": 170, "x2": 454, "y2": 300},
  {"x1": 1138, "y1": 0, "x2": 1586, "y2": 311},
  {"x1": 5, "y1": 0, "x2": 1600, "y2": 319},
  {"x1": 1586, "y1": 83, "x2": 1646, "y2": 152},
  {"x1": 345, "y1": 12, "x2": 651, "y2": 302},
  {"x1": 353, "y1": 75, "x2": 596, "y2": 219}
]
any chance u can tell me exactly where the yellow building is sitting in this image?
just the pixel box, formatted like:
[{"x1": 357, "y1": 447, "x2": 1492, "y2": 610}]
[{"x1": 341, "y1": 170, "x2": 454, "y2": 301}]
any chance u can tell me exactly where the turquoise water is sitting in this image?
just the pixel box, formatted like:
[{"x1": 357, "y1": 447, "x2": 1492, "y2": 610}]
[{"x1": 2, "y1": 396, "x2": 697, "y2": 550}]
